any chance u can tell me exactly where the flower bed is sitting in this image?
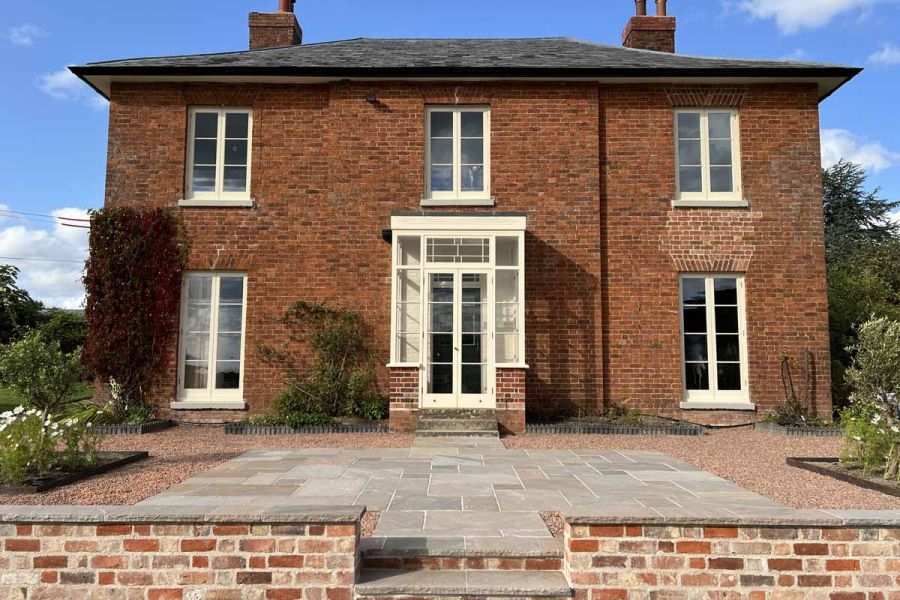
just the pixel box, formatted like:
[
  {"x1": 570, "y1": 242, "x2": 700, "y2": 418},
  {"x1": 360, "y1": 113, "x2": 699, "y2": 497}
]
[
  {"x1": 754, "y1": 421, "x2": 843, "y2": 437},
  {"x1": 0, "y1": 450, "x2": 148, "y2": 494},
  {"x1": 526, "y1": 421, "x2": 705, "y2": 436},
  {"x1": 95, "y1": 420, "x2": 174, "y2": 435},
  {"x1": 787, "y1": 457, "x2": 900, "y2": 498},
  {"x1": 225, "y1": 422, "x2": 389, "y2": 435}
]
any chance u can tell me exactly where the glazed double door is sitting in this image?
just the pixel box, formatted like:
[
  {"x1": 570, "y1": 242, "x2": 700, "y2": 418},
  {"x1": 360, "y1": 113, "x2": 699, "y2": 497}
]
[{"x1": 422, "y1": 270, "x2": 494, "y2": 409}]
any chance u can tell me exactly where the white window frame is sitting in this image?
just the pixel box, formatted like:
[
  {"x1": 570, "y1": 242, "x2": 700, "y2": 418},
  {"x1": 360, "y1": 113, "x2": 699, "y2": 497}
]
[
  {"x1": 423, "y1": 106, "x2": 492, "y2": 205},
  {"x1": 175, "y1": 272, "x2": 248, "y2": 408},
  {"x1": 389, "y1": 232, "x2": 525, "y2": 371},
  {"x1": 678, "y1": 274, "x2": 751, "y2": 408},
  {"x1": 673, "y1": 108, "x2": 744, "y2": 206},
  {"x1": 184, "y1": 107, "x2": 253, "y2": 203}
]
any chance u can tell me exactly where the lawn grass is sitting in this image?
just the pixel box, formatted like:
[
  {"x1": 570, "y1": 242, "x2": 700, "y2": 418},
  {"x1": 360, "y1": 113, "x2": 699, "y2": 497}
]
[{"x1": 0, "y1": 382, "x2": 94, "y2": 412}]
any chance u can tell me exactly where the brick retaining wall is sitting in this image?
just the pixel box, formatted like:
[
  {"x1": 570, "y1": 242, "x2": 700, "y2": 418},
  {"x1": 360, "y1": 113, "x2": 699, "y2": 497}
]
[
  {"x1": 0, "y1": 506, "x2": 362, "y2": 600},
  {"x1": 565, "y1": 515, "x2": 900, "y2": 600}
]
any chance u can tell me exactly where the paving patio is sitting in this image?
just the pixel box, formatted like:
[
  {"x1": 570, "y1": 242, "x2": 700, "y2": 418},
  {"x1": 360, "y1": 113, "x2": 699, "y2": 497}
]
[{"x1": 139, "y1": 436, "x2": 789, "y2": 548}]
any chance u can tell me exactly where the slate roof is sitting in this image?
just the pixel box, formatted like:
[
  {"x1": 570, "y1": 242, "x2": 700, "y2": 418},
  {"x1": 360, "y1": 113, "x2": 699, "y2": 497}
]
[{"x1": 71, "y1": 37, "x2": 860, "y2": 100}]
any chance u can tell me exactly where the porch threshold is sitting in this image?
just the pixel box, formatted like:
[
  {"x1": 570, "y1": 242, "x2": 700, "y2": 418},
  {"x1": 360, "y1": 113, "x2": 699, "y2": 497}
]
[{"x1": 680, "y1": 401, "x2": 756, "y2": 411}]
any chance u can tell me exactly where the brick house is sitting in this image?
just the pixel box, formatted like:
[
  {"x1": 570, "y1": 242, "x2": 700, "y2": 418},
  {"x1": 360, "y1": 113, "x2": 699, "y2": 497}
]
[{"x1": 72, "y1": 0, "x2": 859, "y2": 433}]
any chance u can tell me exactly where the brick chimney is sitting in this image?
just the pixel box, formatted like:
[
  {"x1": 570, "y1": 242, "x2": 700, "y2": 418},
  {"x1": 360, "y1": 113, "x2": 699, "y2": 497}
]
[
  {"x1": 249, "y1": 0, "x2": 302, "y2": 50},
  {"x1": 622, "y1": 0, "x2": 676, "y2": 53}
]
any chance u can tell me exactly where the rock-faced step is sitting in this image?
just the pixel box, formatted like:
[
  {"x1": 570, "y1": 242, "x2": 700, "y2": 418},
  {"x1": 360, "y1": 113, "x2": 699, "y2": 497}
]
[{"x1": 355, "y1": 569, "x2": 573, "y2": 599}]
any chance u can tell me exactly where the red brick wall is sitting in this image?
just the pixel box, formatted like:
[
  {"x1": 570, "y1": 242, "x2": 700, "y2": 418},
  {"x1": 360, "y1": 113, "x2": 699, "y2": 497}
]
[
  {"x1": 565, "y1": 522, "x2": 899, "y2": 599},
  {"x1": 600, "y1": 83, "x2": 831, "y2": 421},
  {"x1": 0, "y1": 519, "x2": 358, "y2": 599},
  {"x1": 102, "y1": 79, "x2": 831, "y2": 424}
]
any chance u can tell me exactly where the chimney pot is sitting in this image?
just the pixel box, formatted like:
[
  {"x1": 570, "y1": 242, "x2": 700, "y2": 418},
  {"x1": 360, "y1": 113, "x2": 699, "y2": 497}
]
[
  {"x1": 656, "y1": 0, "x2": 667, "y2": 16},
  {"x1": 279, "y1": 0, "x2": 295, "y2": 13},
  {"x1": 635, "y1": 0, "x2": 647, "y2": 16}
]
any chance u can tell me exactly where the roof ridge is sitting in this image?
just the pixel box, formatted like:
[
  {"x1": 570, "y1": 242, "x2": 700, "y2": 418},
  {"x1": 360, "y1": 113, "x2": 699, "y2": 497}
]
[{"x1": 84, "y1": 37, "x2": 370, "y2": 66}]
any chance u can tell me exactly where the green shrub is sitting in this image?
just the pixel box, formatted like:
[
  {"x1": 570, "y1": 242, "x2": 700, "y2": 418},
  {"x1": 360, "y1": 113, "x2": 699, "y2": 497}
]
[
  {"x1": 0, "y1": 332, "x2": 84, "y2": 415},
  {"x1": 0, "y1": 408, "x2": 102, "y2": 485},
  {"x1": 38, "y1": 310, "x2": 88, "y2": 355},
  {"x1": 56, "y1": 415, "x2": 102, "y2": 471},
  {"x1": 261, "y1": 302, "x2": 388, "y2": 425},
  {"x1": 282, "y1": 412, "x2": 336, "y2": 429},
  {"x1": 0, "y1": 409, "x2": 54, "y2": 483},
  {"x1": 842, "y1": 317, "x2": 900, "y2": 481},
  {"x1": 840, "y1": 403, "x2": 893, "y2": 476}
]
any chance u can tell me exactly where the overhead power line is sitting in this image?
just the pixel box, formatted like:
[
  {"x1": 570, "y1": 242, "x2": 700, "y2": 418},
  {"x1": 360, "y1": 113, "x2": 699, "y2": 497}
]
[
  {"x1": 0, "y1": 208, "x2": 91, "y2": 222},
  {"x1": 0, "y1": 255, "x2": 86, "y2": 264}
]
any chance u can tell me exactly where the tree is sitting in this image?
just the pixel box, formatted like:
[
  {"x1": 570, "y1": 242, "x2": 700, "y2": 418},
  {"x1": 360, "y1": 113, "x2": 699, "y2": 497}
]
[
  {"x1": 38, "y1": 310, "x2": 88, "y2": 355},
  {"x1": 0, "y1": 265, "x2": 45, "y2": 345},
  {"x1": 0, "y1": 332, "x2": 83, "y2": 415},
  {"x1": 824, "y1": 160, "x2": 900, "y2": 264}
]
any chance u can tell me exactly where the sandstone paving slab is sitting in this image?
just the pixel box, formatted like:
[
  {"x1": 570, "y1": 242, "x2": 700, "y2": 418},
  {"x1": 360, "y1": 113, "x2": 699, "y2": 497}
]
[
  {"x1": 389, "y1": 492, "x2": 462, "y2": 511},
  {"x1": 143, "y1": 440, "x2": 808, "y2": 539}
]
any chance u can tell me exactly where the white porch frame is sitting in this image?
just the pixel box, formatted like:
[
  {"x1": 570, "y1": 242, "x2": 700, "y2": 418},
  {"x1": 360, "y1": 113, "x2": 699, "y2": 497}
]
[{"x1": 388, "y1": 215, "x2": 527, "y2": 409}]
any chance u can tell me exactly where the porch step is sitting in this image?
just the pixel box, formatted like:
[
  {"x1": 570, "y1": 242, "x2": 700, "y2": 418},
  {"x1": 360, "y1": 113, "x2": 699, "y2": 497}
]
[
  {"x1": 361, "y1": 537, "x2": 563, "y2": 571},
  {"x1": 416, "y1": 429, "x2": 500, "y2": 438},
  {"x1": 419, "y1": 409, "x2": 497, "y2": 420},
  {"x1": 355, "y1": 569, "x2": 572, "y2": 599},
  {"x1": 416, "y1": 409, "x2": 499, "y2": 438},
  {"x1": 417, "y1": 418, "x2": 498, "y2": 432}
]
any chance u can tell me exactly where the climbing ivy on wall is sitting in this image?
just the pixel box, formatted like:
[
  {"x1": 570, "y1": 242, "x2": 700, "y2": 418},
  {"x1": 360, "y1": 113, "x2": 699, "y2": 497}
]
[{"x1": 83, "y1": 208, "x2": 185, "y2": 407}]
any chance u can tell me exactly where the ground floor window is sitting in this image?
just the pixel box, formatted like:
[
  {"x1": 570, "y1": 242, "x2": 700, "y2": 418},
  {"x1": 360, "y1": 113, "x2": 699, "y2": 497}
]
[
  {"x1": 680, "y1": 274, "x2": 748, "y2": 403},
  {"x1": 177, "y1": 272, "x2": 247, "y2": 402}
]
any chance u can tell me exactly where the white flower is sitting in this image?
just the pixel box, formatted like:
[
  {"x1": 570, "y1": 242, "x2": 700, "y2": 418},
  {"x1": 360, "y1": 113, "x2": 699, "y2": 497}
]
[
  {"x1": 13, "y1": 406, "x2": 24, "y2": 415},
  {"x1": 853, "y1": 436, "x2": 863, "y2": 442}
]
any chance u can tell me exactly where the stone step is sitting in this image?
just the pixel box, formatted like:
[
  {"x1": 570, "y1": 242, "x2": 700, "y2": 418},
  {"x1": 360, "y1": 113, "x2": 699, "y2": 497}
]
[
  {"x1": 361, "y1": 537, "x2": 563, "y2": 571},
  {"x1": 419, "y1": 409, "x2": 497, "y2": 420},
  {"x1": 415, "y1": 430, "x2": 500, "y2": 438},
  {"x1": 417, "y1": 418, "x2": 498, "y2": 431},
  {"x1": 356, "y1": 569, "x2": 572, "y2": 598}
]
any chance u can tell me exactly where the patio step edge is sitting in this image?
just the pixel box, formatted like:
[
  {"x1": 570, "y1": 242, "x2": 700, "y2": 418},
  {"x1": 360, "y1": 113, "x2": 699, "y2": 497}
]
[{"x1": 355, "y1": 569, "x2": 573, "y2": 598}]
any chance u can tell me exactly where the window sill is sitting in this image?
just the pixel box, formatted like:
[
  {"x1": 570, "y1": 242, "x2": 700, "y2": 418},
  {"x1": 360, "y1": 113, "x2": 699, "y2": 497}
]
[
  {"x1": 420, "y1": 198, "x2": 496, "y2": 208},
  {"x1": 386, "y1": 363, "x2": 420, "y2": 369},
  {"x1": 680, "y1": 401, "x2": 756, "y2": 411},
  {"x1": 178, "y1": 199, "x2": 256, "y2": 208},
  {"x1": 171, "y1": 400, "x2": 247, "y2": 410},
  {"x1": 496, "y1": 363, "x2": 530, "y2": 370},
  {"x1": 672, "y1": 199, "x2": 749, "y2": 209}
]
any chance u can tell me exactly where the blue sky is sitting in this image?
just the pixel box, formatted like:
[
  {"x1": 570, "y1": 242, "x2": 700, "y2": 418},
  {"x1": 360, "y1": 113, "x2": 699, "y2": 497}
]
[{"x1": 1, "y1": 0, "x2": 899, "y2": 307}]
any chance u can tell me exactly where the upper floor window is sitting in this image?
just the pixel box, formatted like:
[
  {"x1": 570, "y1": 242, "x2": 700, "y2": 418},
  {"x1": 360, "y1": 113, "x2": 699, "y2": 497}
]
[
  {"x1": 186, "y1": 107, "x2": 252, "y2": 202},
  {"x1": 425, "y1": 106, "x2": 491, "y2": 204},
  {"x1": 675, "y1": 109, "x2": 742, "y2": 203}
]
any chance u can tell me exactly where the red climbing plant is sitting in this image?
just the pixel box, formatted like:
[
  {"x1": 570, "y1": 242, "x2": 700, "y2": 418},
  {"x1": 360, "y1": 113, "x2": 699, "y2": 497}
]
[{"x1": 83, "y1": 207, "x2": 185, "y2": 407}]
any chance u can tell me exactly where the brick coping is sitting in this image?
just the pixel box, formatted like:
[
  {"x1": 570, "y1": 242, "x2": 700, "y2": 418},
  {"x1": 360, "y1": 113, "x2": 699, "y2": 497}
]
[
  {"x1": 0, "y1": 504, "x2": 365, "y2": 524},
  {"x1": 564, "y1": 508, "x2": 900, "y2": 527}
]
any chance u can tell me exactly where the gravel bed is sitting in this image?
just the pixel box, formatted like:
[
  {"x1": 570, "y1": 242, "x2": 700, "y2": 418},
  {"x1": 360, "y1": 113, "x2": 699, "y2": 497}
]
[
  {"x1": 0, "y1": 426, "x2": 413, "y2": 506},
  {"x1": 505, "y1": 428, "x2": 900, "y2": 510},
  {"x1": 540, "y1": 511, "x2": 564, "y2": 538},
  {"x1": 361, "y1": 512, "x2": 380, "y2": 537}
]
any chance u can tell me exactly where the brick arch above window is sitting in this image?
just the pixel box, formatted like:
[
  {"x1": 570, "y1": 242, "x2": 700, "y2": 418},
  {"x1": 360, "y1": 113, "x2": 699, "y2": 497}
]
[
  {"x1": 182, "y1": 86, "x2": 260, "y2": 106},
  {"x1": 188, "y1": 250, "x2": 259, "y2": 272},
  {"x1": 671, "y1": 254, "x2": 752, "y2": 273},
  {"x1": 416, "y1": 84, "x2": 494, "y2": 105},
  {"x1": 665, "y1": 86, "x2": 747, "y2": 108}
]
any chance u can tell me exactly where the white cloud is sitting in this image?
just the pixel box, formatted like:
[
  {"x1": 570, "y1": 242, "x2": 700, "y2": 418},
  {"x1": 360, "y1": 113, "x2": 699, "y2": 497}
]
[
  {"x1": 7, "y1": 24, "x2": 46, "y2": 46},
  {"x1": 821, "y1": 129, "x2": 900, "y2": 172},
  {"x1": 734, "y1": 0, "x2": 886, "y2": 34},
  {"x1": 0, "y1": 206, "x2": 89, "y2": 309},
  {"x1": 869, "y1": 42, "x2": 900, "y2": 66},
  {"x1": 37, "y1": 68, "x2": 108, "y2": 111},
  {"x1": 779, "y1": 48, "x2": 808, "y2": 61}
]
